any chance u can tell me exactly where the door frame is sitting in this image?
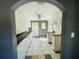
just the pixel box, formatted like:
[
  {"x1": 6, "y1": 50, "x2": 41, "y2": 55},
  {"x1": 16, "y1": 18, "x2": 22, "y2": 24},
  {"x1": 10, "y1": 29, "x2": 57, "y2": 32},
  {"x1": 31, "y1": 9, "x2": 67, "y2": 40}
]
[
  {"x1": 31, "y1": 20, "x2": 48, "y2": 36},
  {"x1": 10, "y1": 0, "x2": 65, "y2": 59}
]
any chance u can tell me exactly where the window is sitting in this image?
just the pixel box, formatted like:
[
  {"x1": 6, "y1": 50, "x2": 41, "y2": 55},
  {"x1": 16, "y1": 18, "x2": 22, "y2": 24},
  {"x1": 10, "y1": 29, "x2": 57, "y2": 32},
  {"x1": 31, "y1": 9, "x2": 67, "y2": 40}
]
[{"x1": 41, "y1": 22, "x2": 46, "y2": 29}]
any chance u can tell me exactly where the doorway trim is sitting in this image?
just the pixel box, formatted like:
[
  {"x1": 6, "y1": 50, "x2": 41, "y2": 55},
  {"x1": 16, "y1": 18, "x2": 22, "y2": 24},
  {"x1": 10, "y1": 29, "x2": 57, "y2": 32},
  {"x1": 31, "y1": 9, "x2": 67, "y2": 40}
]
[
  {"x1": 10, "y1": 0, "x2": 65, "y2": 59},
  {"x1": 10, "y1": 0, "x2": 65, "y2": 38},
  {"x1": 11, "y1": 0, "x2": 65, "y2": 12}
]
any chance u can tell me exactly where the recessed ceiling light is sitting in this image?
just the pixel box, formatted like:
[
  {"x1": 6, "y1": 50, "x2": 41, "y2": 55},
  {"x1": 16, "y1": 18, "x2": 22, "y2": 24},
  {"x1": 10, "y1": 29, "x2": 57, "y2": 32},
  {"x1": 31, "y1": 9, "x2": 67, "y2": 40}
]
[{"x1": 38, "y1": 2, "x2": 44, "y2": 5}]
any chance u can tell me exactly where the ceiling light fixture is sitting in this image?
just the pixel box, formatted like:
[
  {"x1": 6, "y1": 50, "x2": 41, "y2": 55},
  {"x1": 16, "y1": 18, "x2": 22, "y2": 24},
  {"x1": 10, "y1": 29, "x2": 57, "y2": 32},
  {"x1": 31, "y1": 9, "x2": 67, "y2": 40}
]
[{"x1": 35, "y1": 12, "x2": 42, "y2": 19}]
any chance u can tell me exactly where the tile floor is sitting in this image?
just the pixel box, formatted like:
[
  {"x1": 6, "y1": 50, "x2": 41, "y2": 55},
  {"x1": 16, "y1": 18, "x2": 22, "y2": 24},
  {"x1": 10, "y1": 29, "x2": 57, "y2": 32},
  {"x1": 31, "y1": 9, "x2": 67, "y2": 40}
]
[
  {"x1": 26, "y1": 37, "x2": 49, "y2": 55},
  {"x1": 25, "y1": 54, "x2": 52, "y2": 59},
  {"x1": 17, "y1": 33, "x2": 60, "y2": 59},
  {"x1": 26, "y1": 36, "x2": 60, "y2": 59}
]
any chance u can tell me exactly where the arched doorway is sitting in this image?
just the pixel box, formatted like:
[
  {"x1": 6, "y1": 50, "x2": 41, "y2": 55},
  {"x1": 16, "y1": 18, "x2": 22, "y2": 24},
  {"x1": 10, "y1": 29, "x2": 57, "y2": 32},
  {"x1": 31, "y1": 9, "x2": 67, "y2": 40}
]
[{"x1": 10, "y1": 0, "x2": 65, "y2": 59}]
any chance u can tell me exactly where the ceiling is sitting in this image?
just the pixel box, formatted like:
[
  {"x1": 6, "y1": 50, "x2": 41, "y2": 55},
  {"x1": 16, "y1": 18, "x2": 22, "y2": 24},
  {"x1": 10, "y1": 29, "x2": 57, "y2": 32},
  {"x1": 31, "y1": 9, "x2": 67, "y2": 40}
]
[
  {"x1": 15, "y1": 2, "x2": 62, "y2": 34},
  {"x1": 15, "y1": 2, "x2": 62, "y2": 20}
]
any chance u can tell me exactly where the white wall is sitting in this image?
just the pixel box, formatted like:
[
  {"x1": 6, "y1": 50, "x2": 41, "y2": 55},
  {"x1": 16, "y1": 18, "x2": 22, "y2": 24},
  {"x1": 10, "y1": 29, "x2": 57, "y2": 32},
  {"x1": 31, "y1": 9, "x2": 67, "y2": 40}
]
[
  {"x1": 15, "y1": 2, "x2": 62, "y2": 34},
  {"x1": 15, "y1": 10, "x2": 29, "y2": 34},
  {"x1": 52, "y1": 12, "x2": 62, "y2": 34}
]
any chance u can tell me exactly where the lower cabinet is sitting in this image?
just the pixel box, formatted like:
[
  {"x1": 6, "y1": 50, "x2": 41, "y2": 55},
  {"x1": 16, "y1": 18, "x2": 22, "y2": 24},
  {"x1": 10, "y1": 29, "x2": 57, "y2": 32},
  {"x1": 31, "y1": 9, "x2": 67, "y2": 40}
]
[{"x1": 52, "y1": 34, "x2": 61, "y2": 53}]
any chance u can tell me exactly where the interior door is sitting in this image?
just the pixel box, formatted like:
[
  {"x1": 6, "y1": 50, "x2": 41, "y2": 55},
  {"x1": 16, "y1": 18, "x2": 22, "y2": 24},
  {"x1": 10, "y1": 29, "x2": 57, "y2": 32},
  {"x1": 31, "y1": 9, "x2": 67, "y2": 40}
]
[
  {"x1": 31, "y1": 21, "x2": 48, "y2": 37},
  {"x1": 31, "y1": 22, "x2": 39, "y2": 36},
  {"x1": 39, "y1": 21, "x2": 48, "y2": 36}
]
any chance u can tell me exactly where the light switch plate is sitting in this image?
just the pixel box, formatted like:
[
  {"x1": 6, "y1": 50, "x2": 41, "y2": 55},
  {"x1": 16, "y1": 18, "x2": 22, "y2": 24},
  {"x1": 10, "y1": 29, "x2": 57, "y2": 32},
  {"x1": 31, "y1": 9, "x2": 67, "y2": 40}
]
[{"x1": 71, "y1": 32, "x2": 75, "y2": 38}]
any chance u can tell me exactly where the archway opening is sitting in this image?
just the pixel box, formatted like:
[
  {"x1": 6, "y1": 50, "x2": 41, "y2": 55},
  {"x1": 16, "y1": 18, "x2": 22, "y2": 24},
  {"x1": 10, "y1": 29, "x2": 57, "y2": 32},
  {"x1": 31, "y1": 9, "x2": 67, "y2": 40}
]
[{"x1": 11, "y1": 1, "x2": 65, "y2": 59}]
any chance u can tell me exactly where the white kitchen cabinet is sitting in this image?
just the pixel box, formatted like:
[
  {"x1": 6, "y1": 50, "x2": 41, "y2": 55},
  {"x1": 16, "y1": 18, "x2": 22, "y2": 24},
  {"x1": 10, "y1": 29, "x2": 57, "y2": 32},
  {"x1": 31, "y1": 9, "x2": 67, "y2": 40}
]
[{"x1": 52, "y1": 34, "x2": 61, "y2": 53}]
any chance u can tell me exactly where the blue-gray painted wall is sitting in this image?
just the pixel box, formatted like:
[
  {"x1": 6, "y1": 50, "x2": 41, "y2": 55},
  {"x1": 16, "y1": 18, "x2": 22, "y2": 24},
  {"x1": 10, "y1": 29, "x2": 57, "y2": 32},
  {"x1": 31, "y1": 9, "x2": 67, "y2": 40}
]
[
  {"x1": 0, "y1": 0, "x2": 78, "y2": 59},
  {"x1": 57, "y1": 0, "x2": 78, "y2": 59}
]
